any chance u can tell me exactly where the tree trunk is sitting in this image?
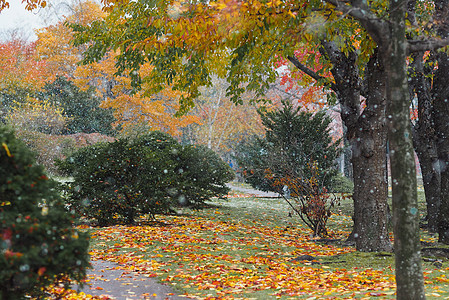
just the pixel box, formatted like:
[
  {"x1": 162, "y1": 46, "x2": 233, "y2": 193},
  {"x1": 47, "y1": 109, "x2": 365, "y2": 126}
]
[
  {"x1": 321, "y1": 42, "x2": 392, "y2": 251},
  {"x1": 414, "y1": 139, "x2": 441, "y2": 232},
  {"x1": 433, "y1": 51, "x2": 449, "y2": 243},
  {"x1": 384, "y1": 0, "x2": 425, "y2": 297},
  {"x1": 351, "y1": 52, "x2": 392, "y2": 252},
  {"x1": 409, "y1": 52, "x2": 441, "y2": 233}
]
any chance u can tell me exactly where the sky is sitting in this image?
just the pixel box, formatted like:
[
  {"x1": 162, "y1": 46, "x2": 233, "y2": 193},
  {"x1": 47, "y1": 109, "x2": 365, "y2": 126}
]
[
  {"x1": 0, "y1": 0, "x2": 101, "y2": 41},
  {"x1": 0, "y1": 1, "x2": 48, "y2": 41}
]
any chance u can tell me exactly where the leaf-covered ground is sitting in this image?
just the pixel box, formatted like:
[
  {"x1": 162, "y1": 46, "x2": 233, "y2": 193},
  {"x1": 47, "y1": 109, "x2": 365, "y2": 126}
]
[{"x1": 61, "y1": 188, "x2": 449, "y2": 299}]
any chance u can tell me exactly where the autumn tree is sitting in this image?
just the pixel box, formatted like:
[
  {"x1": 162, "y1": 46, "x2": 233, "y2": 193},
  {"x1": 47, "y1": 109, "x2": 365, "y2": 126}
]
[
  {"x1": 0, "y1": 38, "x2": 51, "y2": 120},
  {"x1": 34, "y1": 0, "x2": 105, "y2": 80},
  {"x1": 186, "y1": 75, "x2": 266, "y2": 153},
  {"x1": 0, "y1": 0, "x2": 47, "y2": 12}
]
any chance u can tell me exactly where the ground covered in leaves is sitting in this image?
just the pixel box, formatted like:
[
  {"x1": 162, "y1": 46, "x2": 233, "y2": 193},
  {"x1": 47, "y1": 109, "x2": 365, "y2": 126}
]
[{"x1": 60, "y1": 188, "x2": 449, "y2": 299}]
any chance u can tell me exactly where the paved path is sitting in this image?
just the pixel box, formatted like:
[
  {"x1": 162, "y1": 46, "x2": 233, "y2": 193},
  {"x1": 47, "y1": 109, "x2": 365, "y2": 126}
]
[
  {"x1": 75, "y1": 260, "x2": 187, "y2": 300},
  {"x1": 226, "y1": 183, "x2": 280, "y2": 198}
]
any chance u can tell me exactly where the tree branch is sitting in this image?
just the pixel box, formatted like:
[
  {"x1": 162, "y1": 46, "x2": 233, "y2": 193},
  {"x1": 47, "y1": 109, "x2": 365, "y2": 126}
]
[
  {"x1": 323, "y1": 0, "x2": 389, "y2": 46},
  {"x1": 287, "y1": 55, "x2": 337, "y2": 92},
  {"x1": 407, "y1": 37, "x2": 449, "y2": 53}
]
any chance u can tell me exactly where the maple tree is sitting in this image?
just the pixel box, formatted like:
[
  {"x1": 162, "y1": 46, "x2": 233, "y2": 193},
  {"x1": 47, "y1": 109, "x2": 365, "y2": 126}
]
[
  {"x1": 0, "y1": 38, "x2": 51, "y2": 118},
  {"x1": 34, "y1": 0, "x2": 105, "y2": 80},
  {"x1": 95, "y1": 60, "x2": 201, "y2": 137},
  {"x1": 34, "y1": 0, "x2": 200, "y2": 136}
]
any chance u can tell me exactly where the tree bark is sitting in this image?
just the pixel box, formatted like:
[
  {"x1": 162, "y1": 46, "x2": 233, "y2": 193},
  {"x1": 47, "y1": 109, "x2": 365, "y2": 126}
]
[
  {"x1": 321, "y1": 42, "x2": 392, "y2": 251},
  {"x1": 409, "y1": 52, "x2": 441, "y2": 233},
  {"x1": 384, "y1": 0, "x2": 425, "y2": 297},
  {"x1": 433, "y1": 51, "x2": 449, "y2": 243},
  {"x1": 351, "y1": 52, "x2": 392, "y2": 252}
]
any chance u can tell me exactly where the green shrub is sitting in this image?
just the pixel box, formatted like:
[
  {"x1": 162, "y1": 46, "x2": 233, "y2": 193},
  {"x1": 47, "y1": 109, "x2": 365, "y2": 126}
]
[
  {"x1": 0, "y1": 126, "x2": 89, "y2": 299},
  {"x1": 58, "y1": 131, "x2": 233, "y2": 226},
  {"x1": 176, "y1": 145, "x2": 234, "y2": 207},
  {"x1": 328, "y1": 173, "x2": 354, "y2": 193}
]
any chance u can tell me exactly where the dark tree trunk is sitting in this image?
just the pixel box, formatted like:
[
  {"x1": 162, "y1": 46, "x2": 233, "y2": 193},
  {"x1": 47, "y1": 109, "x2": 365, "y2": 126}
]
[
  {"x1": 434, "y1": 51, "x2": 449, "y2": 243},
  {"x1": 383, "y1": 0, "x2": 425, "y2": 297},
  {"x1": 351, "y1": 52, "x2": 392, "y2": 252},
  {"x1": 321, "y1": 42, "x2": 392, "y2": 252},
  {"x1": 415, "y1": 137, "x2": 441, "y2": 232},
  {"x1": 410, "y1": 52, "x2": 441, "y2": 233},
  {"x1": 432, "y1": 0, "x2": 449, "y2": 244}
]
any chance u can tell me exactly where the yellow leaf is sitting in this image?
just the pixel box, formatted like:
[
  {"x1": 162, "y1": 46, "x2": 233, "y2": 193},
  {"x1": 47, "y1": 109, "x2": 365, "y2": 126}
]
[{"x1": 2, "y1": 142, "x2": 11, "y2": 157}]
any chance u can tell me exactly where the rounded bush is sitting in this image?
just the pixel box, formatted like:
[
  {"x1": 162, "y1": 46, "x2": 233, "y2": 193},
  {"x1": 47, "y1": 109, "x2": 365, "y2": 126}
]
[
  {"x1": 0, "y1": 126, "x2": 89, "y2": 299},
  {"x1": 58, "y1": 131, "x2": 234, "y2": 226}
]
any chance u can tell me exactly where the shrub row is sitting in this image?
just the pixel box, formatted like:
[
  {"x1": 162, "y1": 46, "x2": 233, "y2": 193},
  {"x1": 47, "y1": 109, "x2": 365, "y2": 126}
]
[{"x1": 57, "y1": 131, "x2": 234, "y2": 226}]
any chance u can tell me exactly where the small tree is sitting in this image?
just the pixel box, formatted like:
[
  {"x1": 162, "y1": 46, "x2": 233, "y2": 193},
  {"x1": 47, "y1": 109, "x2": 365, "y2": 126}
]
[
  {"x1": 0, "y1": 126, "x2": 89, "y2": 299},
  {"x1": 235, "y1": 101, "x2": 341, "y2": 236}
]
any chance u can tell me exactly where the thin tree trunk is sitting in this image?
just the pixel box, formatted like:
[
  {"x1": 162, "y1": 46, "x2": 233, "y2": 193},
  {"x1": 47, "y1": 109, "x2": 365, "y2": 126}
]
[{"x1": 384, "y1": 0, "x2": 425, "y2": 297}]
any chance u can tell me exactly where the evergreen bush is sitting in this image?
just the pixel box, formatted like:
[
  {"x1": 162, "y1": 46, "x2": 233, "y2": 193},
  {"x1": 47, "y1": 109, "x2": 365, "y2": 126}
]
[
  {"x1": 58, "y1": 131, "x2": 234, "y2": 226},
  {"x1": 0, "y1": 126, "x2": 89, "y2": 299},
  {"x1": 177, "y1": 145, "x2": 234, "y2": 207}
]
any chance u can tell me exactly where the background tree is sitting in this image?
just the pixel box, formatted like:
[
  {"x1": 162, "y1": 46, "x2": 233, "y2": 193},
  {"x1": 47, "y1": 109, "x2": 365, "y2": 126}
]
[
  {"x1": 409, "y1": 0, "x2": 449, "y2": 241},
  {"x1": 0, "y1": 0, "x2": 46, "y2": 12},
  {"x1": 187, "y1": 76, "x2": 266, "y2": 153},
  {"x1": 34, "y1": 0, "x2": 105, "y2": 79},
  {"x1": 0, "y1": 38, "x2": 50, "y2": 121},
  {"x1": 41, "y1": 76, "x2": 115, "y2": 135}
]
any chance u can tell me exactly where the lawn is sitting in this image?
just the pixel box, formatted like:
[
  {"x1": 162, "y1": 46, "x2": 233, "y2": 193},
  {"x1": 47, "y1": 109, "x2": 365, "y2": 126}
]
[{"x1": 67, "y1": 188, "x2": 449, "y2": 299}]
